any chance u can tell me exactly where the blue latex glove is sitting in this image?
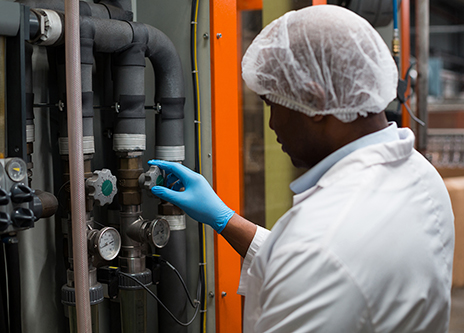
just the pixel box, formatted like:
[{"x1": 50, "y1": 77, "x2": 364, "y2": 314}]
[{"x1": 148, "y1": 160, "x2": 235, "y2": 233}]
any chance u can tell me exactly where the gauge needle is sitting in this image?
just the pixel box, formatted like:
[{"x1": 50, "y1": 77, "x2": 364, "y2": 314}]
[{"x1": 101, "y1": 241, "x2": 114, "y2": 248}]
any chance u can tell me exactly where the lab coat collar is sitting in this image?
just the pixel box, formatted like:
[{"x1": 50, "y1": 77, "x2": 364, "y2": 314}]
[{"x1": 293, "y1": 125, "x2": 415, "y2": 206}]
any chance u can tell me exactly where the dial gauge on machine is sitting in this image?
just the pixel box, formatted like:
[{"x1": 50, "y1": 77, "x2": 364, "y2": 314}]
[
  {"x1": 96, "y1": 227, "x2": 121, "y2": 261},
  {"x1": 150, "y1": 218, "x2": 170, "y2": 248},
  {"x1": 6, "y1": 158, "x2": 27, "y2": 182}
]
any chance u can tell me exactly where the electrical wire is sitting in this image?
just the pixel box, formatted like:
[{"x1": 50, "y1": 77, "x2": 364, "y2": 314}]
[
  {"x1": 190, "y1": 0, "x2": 208, "y2": 331},
  {"x1": 156, "y1": 255, "x2": 198, "y2": 308},
  {"x1": 119, "y1": 272, "x2": 201, "y2": 327}
]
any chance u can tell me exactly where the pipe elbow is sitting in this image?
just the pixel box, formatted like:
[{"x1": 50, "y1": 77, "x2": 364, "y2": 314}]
[
  {"x1": 80, "y1": 15, "x2": 96, "y2": 40},
  {"x1": 145, "y1": 24, "x2": 185, "y2": 100}
]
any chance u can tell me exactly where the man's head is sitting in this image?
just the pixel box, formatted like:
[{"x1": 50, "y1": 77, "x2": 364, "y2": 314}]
[
  {"x1": 243, "y1": 5, "x2": 398, "y2": 167},
  {"x1": 262, "y1": 96, "x2": 388, "y2": 169}
]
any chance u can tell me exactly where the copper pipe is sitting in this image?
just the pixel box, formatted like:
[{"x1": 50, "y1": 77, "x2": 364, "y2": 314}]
[{"x1": 64, "y1": 0, "x2": 92, "y2": 331}]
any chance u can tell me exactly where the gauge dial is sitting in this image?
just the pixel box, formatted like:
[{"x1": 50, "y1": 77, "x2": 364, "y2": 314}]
[
  {"x1": 97, "y1": 227, "x2": 121, "y2": 261},
  {"x1": 6, "y1": 158, "x2": 27, "y2": 182},
  {"x1": 150, "y1": 218, "x2": 170, "y2": 248}
]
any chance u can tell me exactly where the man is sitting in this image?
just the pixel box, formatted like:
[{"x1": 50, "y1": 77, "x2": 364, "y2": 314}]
[{"x1": 150, "y1": 5, "x2": 454, "y2": 332}]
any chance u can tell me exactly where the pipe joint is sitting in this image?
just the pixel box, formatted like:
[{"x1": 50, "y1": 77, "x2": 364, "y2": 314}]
[{"x1": 29, "y1": 8, "x2": 63, "y2": 46}]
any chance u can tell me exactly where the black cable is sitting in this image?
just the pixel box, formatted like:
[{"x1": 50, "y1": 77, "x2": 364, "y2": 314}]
[
  {"x1": 159, "y1": 257, "x2": 197, "y2": 308},
  {"x1": 119, "y1": 272, "x2": 200, "y2": 327}
]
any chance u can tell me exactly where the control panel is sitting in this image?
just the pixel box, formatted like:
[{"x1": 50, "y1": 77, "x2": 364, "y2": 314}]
[{"x1": 0, "y1": 158, "x2": 36, "y2": 235}]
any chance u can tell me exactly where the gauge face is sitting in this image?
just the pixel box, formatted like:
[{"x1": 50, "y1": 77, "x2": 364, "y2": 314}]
[
  {"x1": 151, "y1": 218, "x2": 170, "y2": 248},
  {"x1": 6, "y1": 158, "x2": 27, "y2": 182},
  {"x1": 97, "y1": 227, "x2": 121, "y2": 261}
]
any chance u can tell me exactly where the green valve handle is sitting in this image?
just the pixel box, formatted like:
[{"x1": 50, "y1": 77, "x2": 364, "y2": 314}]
[
  {"x1": 86, "y1": 169, "x2": 118, "y2": 206},
  {"x1": 139, "y1": 165, "x2": 164, "y2": 196}
]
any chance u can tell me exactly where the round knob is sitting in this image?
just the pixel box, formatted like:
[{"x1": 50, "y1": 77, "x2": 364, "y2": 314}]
[
  {"x1": 0, "y1": 188, "x2": 10, "y2": 205},
  {"x1": 138, "y1": 166, "x2": 164, "y2": 195},
  {"x1": 86, "y1": 169, "x2": 118, "y2": 206},
  {"x1": 11, "y1": 208, "x2": 35, "y2": 228},
  {"x1": 10, "y1": 183, "x2": 34, "y2": 203},
  {"x1": 0, "y1": 212, "x2": 10, "y2": 231}
]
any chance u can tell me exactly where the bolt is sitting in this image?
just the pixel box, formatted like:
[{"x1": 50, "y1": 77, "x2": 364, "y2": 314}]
[
  {"x1": 221, "y1": 292, "x2": 227, "y2": 297},
  {"x1": 203, "y1": 33, "x2": 209, "y2": 39},
  {"x1": 14, "y1": 147, "x2": 19, "y2": 153},
  {"x1": 209, "y1": 292, "x2": 215, "y2": 298},
  {"x1": 216, "y1": 33, "x2": 222, "y2": 39},
  {"x1": 208, "y1": 153, "x2": 212, "y2": 158}
]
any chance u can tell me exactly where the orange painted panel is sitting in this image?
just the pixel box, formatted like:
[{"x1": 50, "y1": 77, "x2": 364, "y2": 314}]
[
  {"x1": 401, "y1": 0, "x2": 411, "y2": 128},
  {"x1": 237, "y1": 0, "x2": 262, "y2": 11},
  {"x1": 210, "y1": 0, "x2": 243, "y2": 332},
  {"x1": 312, "y1": 0, "x2": 327, "y2": 5}
]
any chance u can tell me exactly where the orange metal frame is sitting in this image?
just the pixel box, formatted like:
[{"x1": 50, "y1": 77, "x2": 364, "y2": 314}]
[
  {"x1": 210, "y1": 0, "x2": 243, "y2": 332},
  {"x1": 400, "y1": 0, "x2": 411, "y2": 128}
]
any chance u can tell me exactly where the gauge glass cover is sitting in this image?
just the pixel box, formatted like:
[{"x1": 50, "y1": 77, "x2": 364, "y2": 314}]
[
  {"x1": 6, "y1": 158, "x2": 27, "y2": 182},
  {"x1": 98, "y1": 227, "x2": 121, "y2": 261},
  {"x1": 152, "y1": 219, "x2": 170, "y2": 248}
]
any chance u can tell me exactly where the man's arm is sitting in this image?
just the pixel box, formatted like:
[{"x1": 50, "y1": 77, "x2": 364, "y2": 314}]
[
  {"x1": 221, "y1": 214, "x2": 257, "y2": 257},
  {"x1": 148, "y1": 160, "x2": 258, "y2": 257}
]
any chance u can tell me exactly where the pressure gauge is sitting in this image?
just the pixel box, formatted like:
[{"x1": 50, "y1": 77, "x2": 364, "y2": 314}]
[
  {"x1": 89, "y1": 227, "x2": 121, "y2": 261},
  {"x1": 149, "y1": 218, "x2": 170, "y2": 248},
  {"x1": 6, "y1": 158, "x2": 27, "y2": 182}
]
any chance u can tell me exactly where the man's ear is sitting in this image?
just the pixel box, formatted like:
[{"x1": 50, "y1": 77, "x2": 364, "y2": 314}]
[{"x1": 312, "y1": 114, "x2": 324, "y2": 122}]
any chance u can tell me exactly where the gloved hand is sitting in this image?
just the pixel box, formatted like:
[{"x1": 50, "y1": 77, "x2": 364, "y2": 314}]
[{"x1": 148, "y1": 160, "x2": 235, "y2": 233}]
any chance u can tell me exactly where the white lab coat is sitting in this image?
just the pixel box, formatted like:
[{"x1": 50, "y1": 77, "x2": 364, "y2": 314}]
[{"x1": 238, "y1": 127, "x2": 454, "y2": 333}]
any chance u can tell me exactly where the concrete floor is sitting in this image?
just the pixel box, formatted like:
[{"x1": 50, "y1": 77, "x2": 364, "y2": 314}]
[{"x1": 450, "y1": 289, "x2": 464, "y2": 332}]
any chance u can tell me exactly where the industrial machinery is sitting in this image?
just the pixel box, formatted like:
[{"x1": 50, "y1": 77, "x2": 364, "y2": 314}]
[
  {"x1": 0, "y1": 0, "x2": 212, "y2": 332},
  {"x1": 0, "y1": 0, "x2": 411, "y2": 332}
]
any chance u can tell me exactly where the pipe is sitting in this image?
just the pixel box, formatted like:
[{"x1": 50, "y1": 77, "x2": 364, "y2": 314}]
[
  {"x1": 4, "y1": 237, "x2": 21, "y2": 333},
  {"x1": 0, "y1": 36, "x2": 5, "y2": 158},
  {"x1": 0, "y1": 241, "x2": 8, "y2": 332},
  {"x1": 158, "y1": 213, "x2": 188, "y2": 333},
  {"x1": 416, "y1": 0, "x2": 429, "y2": 152},
  {"x1": 25, "y1": 42, "x2": 34, "y2": 184},
  {"x1": 145, "y1": 24, "x2": 185, "y2": 162},
  {"x1": 15, "y1": 0, "x2": 131, "y2": 20},
  {"x1": 64, "y1": 1, "x2": 92, "y2": 333}
]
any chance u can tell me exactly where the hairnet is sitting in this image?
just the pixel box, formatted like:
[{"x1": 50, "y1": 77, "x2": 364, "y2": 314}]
[{"x1": 242, "y1": 5, "x2": 398, "y2": 122}]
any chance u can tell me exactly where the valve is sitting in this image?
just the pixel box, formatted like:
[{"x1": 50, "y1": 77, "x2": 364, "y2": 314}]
[
  {"x1": 10, "y1": 183, "x2": 34, "y2": 203},
  {"x1": 11, "y1": 207, "x2": 35, "y2": 228},
  {"x1": 0, "y1": 212, "x2": 10, "y2": 231},
  {"x1": 138, "y1": 165, "x2": 164, "y2": 196},
  {"x1": 126, "y1": 216, "x2": 170, "y2": 248},
  {"x1": 0, "y1": 188, "x2": 10, "y2": 205},
  {"x1": 86, "y1": 169, "x2": 118, "y2": 206}
]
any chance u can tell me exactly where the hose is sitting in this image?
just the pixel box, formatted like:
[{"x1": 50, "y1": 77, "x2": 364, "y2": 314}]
[{"x1": 64, "y1": 0, "x2": 92, "y2": 331}]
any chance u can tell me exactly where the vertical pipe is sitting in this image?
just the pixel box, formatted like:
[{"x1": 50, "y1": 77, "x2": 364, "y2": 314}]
[
  {"x1": 0, "y1": 36, "x2": 5, "y2": 158},
  {"x1": 64, "y1": 1, "x2": 92, "y2": 332},
  {"x1": 415, "y1": 0, "x2": 429, "y2": 152},
  {"x1": 0, "y1": 241, "x2": 7, "y2": 333},
  {"x1": 401, "y1": 0, "x2": 411, "y2": 128},
  {"x1": 4, "y1": 237, "x2": 21, "y2": 333}
]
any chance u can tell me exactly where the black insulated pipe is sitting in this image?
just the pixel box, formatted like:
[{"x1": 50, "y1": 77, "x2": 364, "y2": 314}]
[
  {"x1": 25, "y1": 42, "x2": 34, "y2": 169},
  {"x1": 145, "y1": 24, "x2": 185, "y2": 157},
  {"x1": 80, "y1": 16, "x2": 96, "y2": 141},
  {"x1": 0, "y1": 242, "x2": 8, "y2": 333},
  {"x1": 16, "y1": 0, "x2": 131, "y2": 20},
  {"x1": 112, "y1": 22, "x2": 147, "y2": 147},
  {"x1": 158, "y1": 229, "x2": 188, "y2": 333},
  {"x1": 5, "y1": 237, "x2": 22, "y2": 333}
]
